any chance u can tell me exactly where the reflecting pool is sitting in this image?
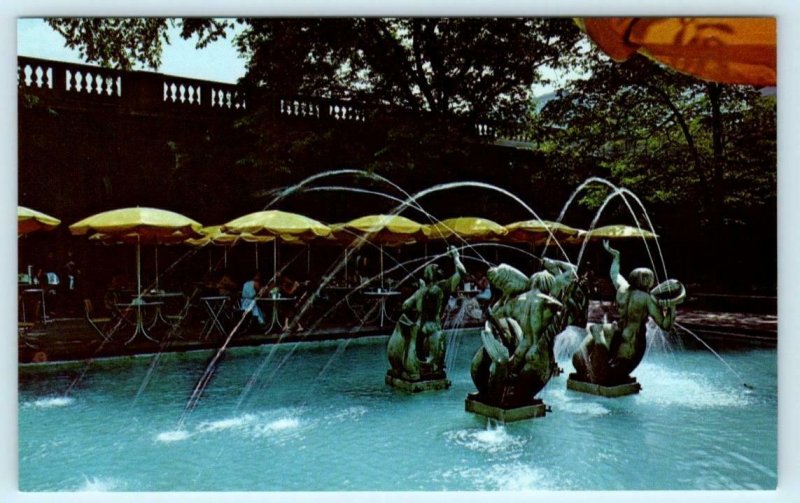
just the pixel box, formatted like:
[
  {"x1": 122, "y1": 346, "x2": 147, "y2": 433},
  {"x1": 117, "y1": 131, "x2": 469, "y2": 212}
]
[{"x1": 18, "y1": 331, "x2": 776, "y2": 491}]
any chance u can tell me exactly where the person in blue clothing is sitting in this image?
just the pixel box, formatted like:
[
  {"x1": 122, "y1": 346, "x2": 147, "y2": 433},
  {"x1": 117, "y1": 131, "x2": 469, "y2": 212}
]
[{"x1": 241, "y1": 271, "x2": 267, "y2": 328}]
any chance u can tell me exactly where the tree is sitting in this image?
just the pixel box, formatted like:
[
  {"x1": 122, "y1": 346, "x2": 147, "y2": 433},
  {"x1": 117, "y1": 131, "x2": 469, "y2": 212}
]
[
  {"x1": 535, "y1": 50, "x2": 776, "y2": 289},
  {"x1": 47, "y1": 17, "x2": 582, "y2": 120}
]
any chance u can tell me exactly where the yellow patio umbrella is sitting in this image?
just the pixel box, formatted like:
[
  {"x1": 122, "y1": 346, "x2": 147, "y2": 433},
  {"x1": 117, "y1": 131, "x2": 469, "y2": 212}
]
[
  {"x1": 331, "y1": 214, "x2": 424, "y2": 246},
  {"x1": 184, "y1": 225, "x2": 240, "y2": 247},
  {"x1": 184, "y1": 225, "x2": 243, "y2": 269},
  {"x1": 423, "y1": 217, "x2": 507, "y2": 241},
  {"x1": 578, "y1": 17, "x2": 776, "y2": 86},
  {"x1": 18, "y1": 206, "x2": 60, "y2": 235},
  {"x1": 238, "y1": 232, "x2": 278, "y2": 271},
  {"x1": 580, "y1": 224, "x2": 659, "y2": 241},
  {"x1": 70, "y1": 207, "x2": 203, "y2": 299},
  {"x1": 332, "y1": 214, "x2": 425, "y2": 288},
  {"x1": 504, "y1": 219, "x2": 583, "y2": 246},
  {"x1": 90, "y1": 228, "x2": 204, "y2": 290},
  {"x1": 222, "y1": 210, "x2": 329, "y2": 279},
  {"x1": 221, "y1": 210, "x2": 331, "y2": 239}
]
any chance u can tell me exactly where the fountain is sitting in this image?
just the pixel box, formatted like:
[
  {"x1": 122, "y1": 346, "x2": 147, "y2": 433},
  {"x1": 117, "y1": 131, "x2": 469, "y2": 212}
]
[
  {"x1": 567, "y1": 241, "x2": 686, "y2": 397},
  {"x1": 465, "y1": 257, "x2": 587, "y2": 421},
  {"x1": 17, "y1": 171, "x2": 775, "y2": 491},
  {"x1": 385, "y1": 246, "x2": 467, "y2": 392}
]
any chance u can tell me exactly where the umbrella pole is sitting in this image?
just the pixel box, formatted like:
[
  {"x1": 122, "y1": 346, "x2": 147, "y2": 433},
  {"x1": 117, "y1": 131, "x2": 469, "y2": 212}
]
[
  {"x1": 307, "y1": 244, "x2": 311, "y2": 275},
  {"x1": 273, "y1": 240, "x2": 277, "y2": 281},
  {"x1": 380, "y1": 244, "x2": 384, "y2": 290},
  {"x1": 344, "y1": 248, "x2": 348, "y2": 284},
  {"x1": 154, "y1": 246, "x2": 159, "y2": 291},
  {"x1": 136, "y1": 238, "x2": 141, "y2": 298},
  {"x1": 255, "y1": 244, "x2": 259, "y2": 271},
  {"x1": 224, "y1": 247, "x2": 228, "y2": 268}
]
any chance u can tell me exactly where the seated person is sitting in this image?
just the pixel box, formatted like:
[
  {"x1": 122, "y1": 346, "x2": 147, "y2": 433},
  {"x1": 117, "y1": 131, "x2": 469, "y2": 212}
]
[
  {"x1": 216, "y1": 268, "x2": 238, "y2": 297},
  {"x1": 272, "y1": 272, "x2": 309, "y2": 332},
  {"x1": 459, "y1": 273, "x2": 491, "y2": 321},
  {"x1": 241, "y1": 272, "x2": 267, "y2": 328},
  {"x1": 475, "y1": 273, "x2": 492, "y2": 304}
]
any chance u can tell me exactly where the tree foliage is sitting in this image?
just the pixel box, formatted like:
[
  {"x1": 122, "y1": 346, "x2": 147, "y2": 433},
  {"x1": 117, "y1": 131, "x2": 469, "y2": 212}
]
[
  {"x1": 536, "y1": 51, "x2": 776, "y2": 224},
  {"x1": 46, "y1": 17, "x2": 582, "y2": 120},
  {"x1": 535, "y1": 49, "x2": 776, "y2": 288}
]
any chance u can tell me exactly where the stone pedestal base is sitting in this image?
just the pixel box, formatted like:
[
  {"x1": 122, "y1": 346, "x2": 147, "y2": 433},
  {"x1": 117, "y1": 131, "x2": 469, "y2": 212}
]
[
  {"x1": 385, "y1": 372, "x2": 451, "y2": 392},
  {"x1": 566, "y1": 374, "x2": 641, "y2": 397},
  {"x1": 464, "y1": 393, "x2": 547, "y2": 422}
]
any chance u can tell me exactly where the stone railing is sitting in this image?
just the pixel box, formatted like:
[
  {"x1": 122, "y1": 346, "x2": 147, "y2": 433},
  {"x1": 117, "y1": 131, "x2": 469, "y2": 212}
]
[
  {"x1": 18, "y1": 56, "x2": 532, "y2": 144},
  {"x1": 18, "y1": 56, "x2": 246, "y2": 112}
]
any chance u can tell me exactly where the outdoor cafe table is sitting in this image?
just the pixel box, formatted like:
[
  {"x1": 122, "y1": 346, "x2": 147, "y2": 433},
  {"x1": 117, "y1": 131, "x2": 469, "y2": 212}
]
[
  {"x1": 141, "y1": 291, "x2": 185, "y2": 330},
  {"x1": 19, "y1": 285, "x2": 48, "y2": 324},
  {"x1": 199, "y1": 295, "x2": 230, "y2": 338},
  {"x1": 362, "y1": 289, "x2": 402, "y2": 328},
  {"x1": 115, "y1": 299, "x2": 164, "y2": 344},
  {"x1": 254, "y1": 296, "x2": 296, "y2": 333}
]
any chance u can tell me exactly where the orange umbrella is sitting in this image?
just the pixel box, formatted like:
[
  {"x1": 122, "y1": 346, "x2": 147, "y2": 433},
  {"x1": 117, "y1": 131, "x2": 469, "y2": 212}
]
[{"x1": 579, "y1": 17, "x2": 776, "y2": 86}]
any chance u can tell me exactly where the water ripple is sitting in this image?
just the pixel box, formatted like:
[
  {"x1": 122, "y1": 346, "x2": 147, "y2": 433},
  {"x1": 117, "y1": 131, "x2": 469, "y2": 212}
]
[
  {"x1": 438, "y1": 463, "x2": 566, "y2": 491},
  {"x1": 25, "y1": 396, "x2": 75, "y2": 408},
  {"x1": 444, "y1": 425, "x2": 526, "y2": 455},
  {"x1": 76, "y1": 475, "x2": 124, "y2": 491}
]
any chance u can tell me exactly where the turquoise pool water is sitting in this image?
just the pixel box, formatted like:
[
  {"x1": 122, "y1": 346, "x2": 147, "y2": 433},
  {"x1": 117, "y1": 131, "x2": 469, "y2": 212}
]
[{"x1": 18, "y1": 331, "x2": 776, "y2": 491}]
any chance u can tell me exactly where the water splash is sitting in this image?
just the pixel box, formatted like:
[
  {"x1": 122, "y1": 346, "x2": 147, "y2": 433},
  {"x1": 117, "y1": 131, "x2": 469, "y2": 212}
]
[
  {"x1": 156, "y1": 429, "x2": 191, "y2": 443},
  {"x1": 438, "y1": 463, "x2": 562, "y2": 491},
  {"x1": 549, "y1": 176, "x2": 668, "y2": 280},
  {"x1": 257, "y1": 417, "x2": 301, "y2": 434},
  {"x1": 29, "y1": 396, "x2": 75, "y2": 408},
  {"x1": 553, "y1": 326, "x2": 587, "y2": 362},
  {"x1": 444, "y1": 424, "x2": 526, "y2": 455},
  {"x1": 635, "y1": 363, "x2": 748, "y2": 409},
  {"x1": 675, "y1": 322, "x2": 752, "y2": 389},
  {"x1": 77, "y1": 475, "x2": 123, "y2": 492}
]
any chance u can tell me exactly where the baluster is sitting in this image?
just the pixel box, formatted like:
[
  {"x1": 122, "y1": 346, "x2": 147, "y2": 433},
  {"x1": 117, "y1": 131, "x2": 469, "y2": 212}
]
[
  {"x1": 75, "y1": 72, "x2": 84, "y2": 93},
  {"x1": 34, "y1": 66, "x2": 44, "y2": 87},
  {"x1": 45, "y1": 67, "x2": 53, "y2": 89},
  {"x1": 24, "y1": 65, "x2": 33, "y2": 87}
]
